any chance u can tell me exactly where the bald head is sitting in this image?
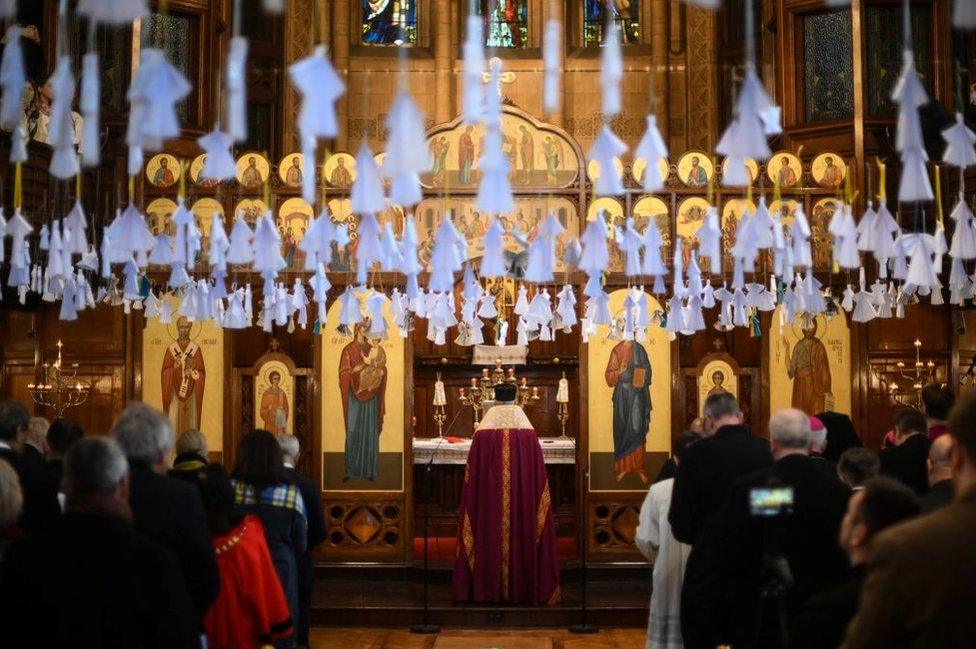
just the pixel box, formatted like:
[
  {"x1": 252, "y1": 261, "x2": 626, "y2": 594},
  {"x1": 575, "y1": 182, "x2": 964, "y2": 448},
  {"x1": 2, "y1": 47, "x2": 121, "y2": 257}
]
[
  {"x1": 928, "y1": 435, "x2": 954, "y2": 486},
  {"x1": 769, "y1": 409, "x2": 811, "y2": 459}
]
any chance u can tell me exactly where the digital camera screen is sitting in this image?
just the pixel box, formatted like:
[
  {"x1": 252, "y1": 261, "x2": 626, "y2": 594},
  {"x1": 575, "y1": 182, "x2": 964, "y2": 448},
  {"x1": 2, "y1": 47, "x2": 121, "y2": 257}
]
[{"x1": 749, "y1": 486, "x2": 795, "y2": 517}]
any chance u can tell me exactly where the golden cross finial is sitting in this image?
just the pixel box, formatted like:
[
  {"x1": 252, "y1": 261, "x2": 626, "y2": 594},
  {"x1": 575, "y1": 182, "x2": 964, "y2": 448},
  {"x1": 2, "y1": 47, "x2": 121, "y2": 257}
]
[{"x1": 482, "y1": 56, "x2": 516, "y2": 87}]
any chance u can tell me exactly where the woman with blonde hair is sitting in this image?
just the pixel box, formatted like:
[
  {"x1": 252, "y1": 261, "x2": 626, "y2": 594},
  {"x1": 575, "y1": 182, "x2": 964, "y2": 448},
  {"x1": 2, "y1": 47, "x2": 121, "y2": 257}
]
[{"x1": 0, "y1": 459, "x2": 24, "y2": 558}]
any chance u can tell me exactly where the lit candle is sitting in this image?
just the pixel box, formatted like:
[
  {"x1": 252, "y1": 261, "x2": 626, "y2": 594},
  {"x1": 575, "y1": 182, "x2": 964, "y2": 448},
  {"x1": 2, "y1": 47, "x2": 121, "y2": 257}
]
[
  {"x1": 433, "y1": 377, "x2": 447, "y2": 407},
  {"x1": 556, "y1": 376, "x2": 569, "y2": 403}
]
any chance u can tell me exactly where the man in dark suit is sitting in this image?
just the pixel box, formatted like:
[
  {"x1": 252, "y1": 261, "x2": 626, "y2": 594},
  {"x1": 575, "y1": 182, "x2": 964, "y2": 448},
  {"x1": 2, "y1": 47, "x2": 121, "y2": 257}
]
[
  {"x1": 45, "y1": 418, "x2": 84, "y2": 500},
  {"x1": 790, "y1": 477, "x2": 919, "y2": 649},
  {"x1": 808, "y1": 415, "x2": 837, "y2": 477},
  {"x1": 921, "y1": 383, "x2": 953, "y2": 440},
  {"x1": 723, "y1": 409, "x2": 852, "y2": 649},
  {"x1": 0, "y1": 436, "x2": 198, "y2": 648},
  {"x1": 919, "y1": 434, "x2": 954, "y2": 513},
  {"x1": 110, "y1": 403, "x2": 219, "y2": 632},
  {"x1": 669, "y1": 393, "x2": 773, "y2": 649},
  {"x1": 879, "y1": 408, "x2": 931, "y2": 496},
  {"x1": 277, "y1": 433, "x2": 326, "y2": 649},
  {"x1": 0, "y1": 400, "x2": 60, "y2": 535},
  {"x1": 841, "y1": 389, "x2": 976, "y2": 648}
]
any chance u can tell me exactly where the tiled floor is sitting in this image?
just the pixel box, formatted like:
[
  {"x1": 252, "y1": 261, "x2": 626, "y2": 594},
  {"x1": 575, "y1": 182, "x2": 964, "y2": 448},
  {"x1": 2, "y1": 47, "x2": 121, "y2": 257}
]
[{"x1": 308, "y1": 628, "x2": 646, "y2": 649}]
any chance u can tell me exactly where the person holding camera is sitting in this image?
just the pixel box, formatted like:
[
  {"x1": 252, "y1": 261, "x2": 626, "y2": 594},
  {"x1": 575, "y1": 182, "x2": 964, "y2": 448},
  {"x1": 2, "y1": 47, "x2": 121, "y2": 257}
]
[
  {"x1": 790, "y1": 477, "x2": 919, "y2": 649},
  {"x1": 841, "y1": 390, "x2": 976, "y2": 648},
  {"x1": 668, "y1": 394, "x2": 772, "y2": 649},
  {"x1": 722, "y1": 409, "x2": 851, "y2": 649}
]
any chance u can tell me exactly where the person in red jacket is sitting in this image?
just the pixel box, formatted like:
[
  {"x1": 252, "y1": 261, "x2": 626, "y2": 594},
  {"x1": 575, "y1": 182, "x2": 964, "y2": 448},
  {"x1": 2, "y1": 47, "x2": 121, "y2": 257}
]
[{"x1": 194, "y1": 464, "x2": 293, "y2": 649}]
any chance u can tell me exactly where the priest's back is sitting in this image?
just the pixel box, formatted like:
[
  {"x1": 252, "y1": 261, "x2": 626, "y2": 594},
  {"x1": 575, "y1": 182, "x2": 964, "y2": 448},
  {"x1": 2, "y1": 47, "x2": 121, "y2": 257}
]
[{"x1": 452, "y1": 402, "x2": 561, "y2": 606}]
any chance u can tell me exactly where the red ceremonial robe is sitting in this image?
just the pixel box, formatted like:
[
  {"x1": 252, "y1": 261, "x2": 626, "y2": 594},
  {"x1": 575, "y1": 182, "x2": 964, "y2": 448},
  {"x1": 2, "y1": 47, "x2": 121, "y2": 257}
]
[{"x1": 452, "y1": 404, "x2": 561, "y2": 606}]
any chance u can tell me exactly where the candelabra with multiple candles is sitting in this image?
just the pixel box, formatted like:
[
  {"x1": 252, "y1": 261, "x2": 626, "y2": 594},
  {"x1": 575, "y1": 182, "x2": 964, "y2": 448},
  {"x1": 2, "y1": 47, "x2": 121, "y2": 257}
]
[
  {"x1": 431, "y1": 360, "x2": 569, "y2": 435},
  {"x1": 879, "y1": 338, "x2": 938, "y2": 408},
  {"x1": 27, "y1": 340, "x2": 91, "y2": 418}
]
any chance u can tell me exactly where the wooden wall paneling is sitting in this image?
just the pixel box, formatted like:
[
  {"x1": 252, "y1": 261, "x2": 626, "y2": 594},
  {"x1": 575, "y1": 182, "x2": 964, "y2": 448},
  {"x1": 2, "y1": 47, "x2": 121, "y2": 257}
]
[{"x1": 866, "y1": 304, "x2": 950, "y2": 351}]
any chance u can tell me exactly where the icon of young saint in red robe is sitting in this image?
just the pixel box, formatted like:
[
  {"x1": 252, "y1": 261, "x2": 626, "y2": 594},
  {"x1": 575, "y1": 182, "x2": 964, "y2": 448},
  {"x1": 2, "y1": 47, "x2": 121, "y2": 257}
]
[{"x1": 259, "y1": 371, "x2": 289, "y2": 435}]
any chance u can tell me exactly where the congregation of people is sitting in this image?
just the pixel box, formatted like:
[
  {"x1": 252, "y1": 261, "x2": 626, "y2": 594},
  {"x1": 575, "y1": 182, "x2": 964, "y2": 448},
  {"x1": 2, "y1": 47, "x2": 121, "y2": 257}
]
[
  {"x1": 0, "y1": 400, "x2": 325, "y2": 649},
  {"x1": 1, "y1": 380, "x2": 975, "y2": 648},
  {"x1": 636, "y1": 383, "x2": 976, "y2": 648}
]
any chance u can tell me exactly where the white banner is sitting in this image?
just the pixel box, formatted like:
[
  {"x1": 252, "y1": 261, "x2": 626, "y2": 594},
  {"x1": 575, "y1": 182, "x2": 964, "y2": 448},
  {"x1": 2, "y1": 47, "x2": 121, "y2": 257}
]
[{"x1": 472, "y1": 344, "x2": 528, "y2": 365}]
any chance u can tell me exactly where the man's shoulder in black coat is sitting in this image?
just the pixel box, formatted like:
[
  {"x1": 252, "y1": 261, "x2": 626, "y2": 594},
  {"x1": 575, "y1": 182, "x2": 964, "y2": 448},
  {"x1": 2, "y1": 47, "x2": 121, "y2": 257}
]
[
  {"x1": 283, "y1": 465, "x2": 327, "y2": 549},
  {"x1": 128, "y1": 462, "x2": 219, "y2": 621},
  {"x1": 0, "y1": 446, "x2": 61, "y2": 534},
  {"x1": 0, "y1": 512, "x2": 198, "y2": 648},
  {"x1": 879, "y1": 433, "x2": 931, "y2": 495}
]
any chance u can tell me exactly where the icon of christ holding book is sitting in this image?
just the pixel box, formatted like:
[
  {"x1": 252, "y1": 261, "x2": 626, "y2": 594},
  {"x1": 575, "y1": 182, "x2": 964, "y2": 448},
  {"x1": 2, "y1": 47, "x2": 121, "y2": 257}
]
[{"x1": 604, "y1": 339, "x2": 652, "y2": 484}]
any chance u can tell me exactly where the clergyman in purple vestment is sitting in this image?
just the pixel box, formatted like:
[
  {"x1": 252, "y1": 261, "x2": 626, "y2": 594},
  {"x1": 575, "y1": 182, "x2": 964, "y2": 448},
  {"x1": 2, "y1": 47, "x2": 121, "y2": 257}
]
[{"x1": 452, "y1": 389, "x2": 561, "y2": 606}]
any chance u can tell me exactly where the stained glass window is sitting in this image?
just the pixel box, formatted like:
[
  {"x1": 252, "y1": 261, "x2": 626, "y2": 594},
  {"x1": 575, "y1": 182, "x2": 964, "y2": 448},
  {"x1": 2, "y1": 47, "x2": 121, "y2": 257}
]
[
  {"x1": 482, "y1": 0, "x2": 528, "y2": 49},
  {"x1": 803, "y1": 10, "x2": 854, "y2": 123},
  {"x1": 865, "y1": 4, "x2": 932, "y2": 117},
  {"x1": 146, "y1": 12, "x2": 193, "y2": 122},
  {"x1": 362, "y1": 0, "x2": 417, "y2": 46},
  {"x1": 583, "y1": 0, "x2": 640, "y2": 46}
]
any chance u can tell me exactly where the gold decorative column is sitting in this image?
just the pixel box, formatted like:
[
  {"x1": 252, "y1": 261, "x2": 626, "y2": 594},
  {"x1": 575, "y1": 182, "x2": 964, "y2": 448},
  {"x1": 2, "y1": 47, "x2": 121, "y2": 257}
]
[
  {"x1": 331, "y1": 0, "x2": 351, "y2": 150},
  {"x1": 284, "y1": 0, "x2": 316, "y2": 151},
  {"x1": 434, "y1": 0, "x2": 453, "y2": 124},
  {"x1": 651, "y1": 0, "x2": 670, "y2": 146}
]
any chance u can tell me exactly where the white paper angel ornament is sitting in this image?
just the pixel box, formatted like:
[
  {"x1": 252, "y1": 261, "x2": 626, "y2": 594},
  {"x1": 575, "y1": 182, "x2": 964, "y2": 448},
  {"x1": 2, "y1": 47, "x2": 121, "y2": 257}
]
[
  {"x1": 949, "y1": 196, "x2": 976, "y2": 260},
  {"x1": 942, "y1": 113, "x2": 976, "y2": 168},
  {"x1": 588, "y1": 125, "x2": 627, "y2": 196},
  {"x1": 48, "y1": 55, "x2": 79, "y2": 179},
  {"x1": 226, "y1": 36, "x2": 249, "y2": 143},
  {"x1": 0, "y1": 24, "x2": 26, "y2": 132},
  {"x1": 634, "y1": 116, "x2": 669, "y2": 191},
  {"x1": 197, "y1": 130, "x2": 237, "y2": 181},
  {"x1": 462, "y1": 13, "x2": 485, "y2": 124}
]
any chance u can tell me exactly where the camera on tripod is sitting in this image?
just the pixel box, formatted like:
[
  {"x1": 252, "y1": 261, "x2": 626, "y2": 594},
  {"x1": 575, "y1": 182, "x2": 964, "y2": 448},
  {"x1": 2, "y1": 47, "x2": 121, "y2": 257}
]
[
  {"x1": 749, "y1": 485, "x2": 794, "y2": 518},
  {"x1": 749, "y1": 478, "x2": 795, "y2": 648}
]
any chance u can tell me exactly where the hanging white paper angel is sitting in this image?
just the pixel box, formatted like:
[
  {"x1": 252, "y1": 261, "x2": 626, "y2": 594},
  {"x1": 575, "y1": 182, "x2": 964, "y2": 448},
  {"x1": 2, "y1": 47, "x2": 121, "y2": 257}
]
[
  {"x1": 949, "y1": 196, "x2": 976, "y2": 259},
  {"x1": 350, "y1": 143, "x2": 387, "y2": 216},
  {"x1": 634, "y1": 116, "x2": 669, "y2": 191},
  {"x1": 601, "y1": 20, "x2": 623, "y2": 118},
  {"x1": 480, "y1": 218, "x2": 508, "y2": 278},
  {"x1": 226, "y1": 36, "x2": 248, "y2": 143},
  {"x1": 198, "y1": 130, "x2": 237, "y2": 180},
  {"x1": 77, "y1": 0, "x2": 147, "y2": 25},
  {"x1": 226, "y1": 212, "x2": 255, "y2": 265},
  {"x1": 588, "y1": 125, "x2": 627, "y2": 196},
  {"x1": 462, "y1": 14, "x2": 485, "y2": 124},
  {"x1": 383, "y1": 90, "x2": 432, "y2": 207},
  {"x1": 126, "y1": 48, "x2": 191, "y2": 168},
  {"x1": 289, "y1": 44, "x2": 344, "y2": 140},
  {"x1": 0, "y1": 24, "x2": 24, "y2": 132},
  {"x1": 543, "y1": 19, "x2": 561, "y2": 115},
  {"x1": 942, "y1": 113, "x2": 976, "y2": 168},
  {"x1": 80, "y1": 51, "x2": 100, "y2": 167},
  {"x1": 48, "y1": 55, "x2": 79, "y2": 179}
]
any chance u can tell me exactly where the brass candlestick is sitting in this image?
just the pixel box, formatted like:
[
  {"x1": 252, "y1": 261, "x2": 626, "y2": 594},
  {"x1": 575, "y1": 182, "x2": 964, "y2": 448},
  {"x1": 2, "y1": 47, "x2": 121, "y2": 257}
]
[
  {"x1": 432, "y1": 372, "x2": 448, "y2": 437},
  {"x1": 458, "y1": 360, "x2": 541, "y2": 428},
  {"x1": 555, "y1": 371, "x2": 570, "y2": 439}
]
